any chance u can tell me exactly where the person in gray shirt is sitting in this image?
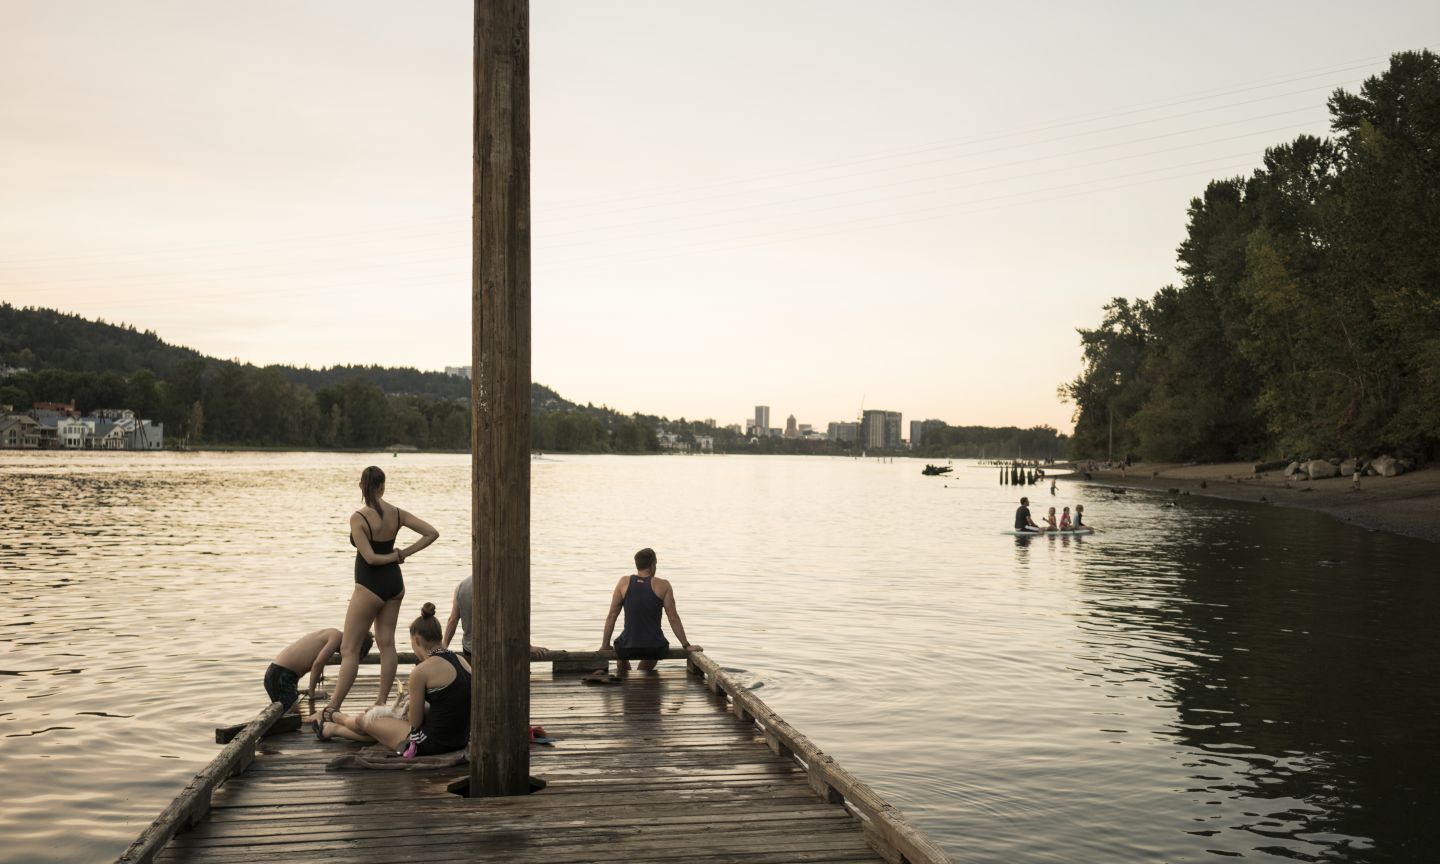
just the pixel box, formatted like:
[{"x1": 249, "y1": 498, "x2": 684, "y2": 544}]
[{"x1": 443, "y1": 577, "x2": 550, "y2": 662}]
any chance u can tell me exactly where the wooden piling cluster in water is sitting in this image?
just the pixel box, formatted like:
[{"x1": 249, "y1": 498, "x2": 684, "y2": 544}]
[{"x1": 116, "y1": 651, "x2": 950, "y2": 864}]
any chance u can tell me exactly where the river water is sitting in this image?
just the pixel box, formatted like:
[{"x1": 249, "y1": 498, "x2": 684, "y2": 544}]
[{"x1": 1, "y1": 451, "x2": 1437, "y2": 863}]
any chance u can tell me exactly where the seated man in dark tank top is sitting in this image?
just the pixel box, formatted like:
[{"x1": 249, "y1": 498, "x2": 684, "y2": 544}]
[{"x1": 601, "y1": 548, "x2": 700, "y2": 674}]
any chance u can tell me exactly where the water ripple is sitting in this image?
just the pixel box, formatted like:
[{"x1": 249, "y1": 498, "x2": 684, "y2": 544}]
[{"x1": 1, "y1": 452, "x2": 1438, "y2": 863}]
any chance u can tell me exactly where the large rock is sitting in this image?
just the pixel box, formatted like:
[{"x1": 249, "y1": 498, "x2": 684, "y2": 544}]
[
  {"x1": 1339, "y1": 459, "x2": 1359, "y2": 477},
  {"x1": 1303, "y1": 459, "x2": 1339, "y2": 480},
  {"x1": 1285, "y1": 461, "x2": 1302, "y2": 477},
  {"x1": 1372, "y1": 456, "x2": 1404, "y2": 477}
]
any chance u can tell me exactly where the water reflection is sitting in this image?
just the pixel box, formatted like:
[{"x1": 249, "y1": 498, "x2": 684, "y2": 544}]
[{"x1": 1072, "y1": 500, "x2": 1440, "y2": 861}]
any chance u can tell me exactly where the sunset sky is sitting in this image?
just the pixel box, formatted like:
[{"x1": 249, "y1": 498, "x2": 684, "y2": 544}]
[{"x1": 2, "y1": 1, "x2": 1436, "y2": 431}]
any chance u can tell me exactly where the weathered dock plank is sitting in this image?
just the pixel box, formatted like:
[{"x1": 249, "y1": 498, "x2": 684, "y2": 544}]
[{"x1": 138, "y1": 660, "x2": 947, "y2": 864}]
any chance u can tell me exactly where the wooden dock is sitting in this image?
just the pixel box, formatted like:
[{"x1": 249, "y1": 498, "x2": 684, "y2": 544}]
[{"x1": 120, "y1": 652, "x2": 949, "y2": 864}]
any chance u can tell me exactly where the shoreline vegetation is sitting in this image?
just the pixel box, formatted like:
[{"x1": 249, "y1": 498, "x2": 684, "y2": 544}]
[
  {"x1": 1062, "y1": 51, "x2": 1440, "y2": 468},
  {"x1": 1079, "y1": 461, "x2": 1439, "y2": 544}
]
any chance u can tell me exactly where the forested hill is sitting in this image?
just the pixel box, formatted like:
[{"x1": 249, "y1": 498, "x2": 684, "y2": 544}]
[
  {"x1": 0, "y1": 304, "x2": 630, "y2": 449},
  {"x1": 0, "y1": 304, "x2": 477, "y2": 400},
  {"x1": 0, "y1": 304, "x2": 209, "y2": 380},
  {"x1": 1062, "y1": 50, "x2": 1440, "y2": 463}
]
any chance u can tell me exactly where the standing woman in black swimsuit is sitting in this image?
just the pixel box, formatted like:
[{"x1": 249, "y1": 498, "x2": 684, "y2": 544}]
[{"x1": 325, "y1": 466, "x2": 438, "y2": 719}]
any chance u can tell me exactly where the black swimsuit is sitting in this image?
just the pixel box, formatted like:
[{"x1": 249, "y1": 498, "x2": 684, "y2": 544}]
[
  {"x1": 351, "y1": 509, "x2": 404, "y2": 601},
  {"x1": 414, "y1": 650, "x2": 470, "y2": 755}
]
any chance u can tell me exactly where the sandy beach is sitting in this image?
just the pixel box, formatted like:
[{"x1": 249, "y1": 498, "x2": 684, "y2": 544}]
[{"x1": 1071, "y1": 461, "x2": 1440, "y2": 544}]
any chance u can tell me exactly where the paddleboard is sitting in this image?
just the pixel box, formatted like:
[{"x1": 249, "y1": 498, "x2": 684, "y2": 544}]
[{"x1": 1006, "y1": 528, "x2": 1094, "y2": 536}]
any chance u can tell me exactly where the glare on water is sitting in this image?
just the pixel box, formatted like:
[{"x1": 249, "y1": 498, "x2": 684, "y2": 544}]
[{"x1": 1, "y1": 451, "x2": 1437, "y2": 863}]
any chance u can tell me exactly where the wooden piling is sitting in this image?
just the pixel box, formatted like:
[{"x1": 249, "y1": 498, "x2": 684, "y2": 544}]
[{"x1": 470, "y1": 0, "x2": 532, "y2": 797}]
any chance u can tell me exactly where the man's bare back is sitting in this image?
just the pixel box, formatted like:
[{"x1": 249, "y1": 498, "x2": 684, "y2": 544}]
[{"x1": 274, "y1": 628, "x2": 341, "y2": 676}]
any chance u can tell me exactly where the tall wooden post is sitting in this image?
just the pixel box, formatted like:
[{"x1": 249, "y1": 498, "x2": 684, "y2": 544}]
[{"x1": 470, "y1": 0, "x2": 531, "y2": 797}]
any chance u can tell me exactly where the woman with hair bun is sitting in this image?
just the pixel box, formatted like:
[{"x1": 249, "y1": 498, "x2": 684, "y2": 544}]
[
  {"x1": 324, "y1": 466, "x2": 439, "y2": 721},
  {"x1": 321, "y1": 602, "x2": 471, "y2": 756}
]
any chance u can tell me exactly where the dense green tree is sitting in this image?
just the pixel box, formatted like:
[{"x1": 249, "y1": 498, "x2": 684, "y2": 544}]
[
  {"x1": 1061, "y1": 297, "x2": 1150, "y2": 459},
  {"x1": 1064, "y1": 50, "x2": 1440, "y2": 461}
]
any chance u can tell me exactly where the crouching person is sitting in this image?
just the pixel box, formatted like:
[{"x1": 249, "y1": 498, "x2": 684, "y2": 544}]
[
  {"x1": 319, "y1": 603, "x2": 470, "y2": 756},
  {"x1": 269, "y1": 627, "x2": 372, "y2": 715}
]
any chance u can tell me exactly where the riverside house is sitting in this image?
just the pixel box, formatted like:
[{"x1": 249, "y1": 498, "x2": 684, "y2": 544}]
[
  {"x1": 2, "y1": 404, "x2": 164, "y2": 450},
  {"x1": 0, "y1": 412, "x2": 40, "y2": 448}
]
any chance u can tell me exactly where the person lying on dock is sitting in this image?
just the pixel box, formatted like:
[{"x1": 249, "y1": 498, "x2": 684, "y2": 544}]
[
  {"x1": 1014, "y1": 497, "x2": 1040, "y2": 533},
  {"x1": 600, "y1": 547, "x2": 700, "y2": 675},
  {"x1": 317, "y1": 603, "x2": 471, "y2": 756},
  {"x1": 442, "y1": 576, "x2": 551, "y2": 663},
  {"x1": 267, "y1": 627, "x2": 372, "y2": 715}
]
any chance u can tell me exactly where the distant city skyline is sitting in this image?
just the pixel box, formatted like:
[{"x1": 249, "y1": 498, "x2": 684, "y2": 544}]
[{"x1": 3, "y1": 3, "x2": 1436, "y2": 431}]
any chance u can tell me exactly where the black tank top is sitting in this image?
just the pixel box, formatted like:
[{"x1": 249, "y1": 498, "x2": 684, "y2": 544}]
[
  {"x1": 618, "y1": 574, "x2": 667, "y2": 648},
  {"x1": 419, "y1": 650, "x2": 471, "y2": 748}
]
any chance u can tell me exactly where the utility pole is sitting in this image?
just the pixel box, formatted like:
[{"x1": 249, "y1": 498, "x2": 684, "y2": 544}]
[
  {"x1": 470, "y1": 0, "x2": 531, "y2": 797},
  {"x1": 1107, "y1": 403, "x2": 1113, "y2": 463}
]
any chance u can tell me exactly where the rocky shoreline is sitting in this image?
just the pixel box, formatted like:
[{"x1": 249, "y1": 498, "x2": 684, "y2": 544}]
[{"x1": 1072, "y1": 461, "x2": 1440, "y2": 545}]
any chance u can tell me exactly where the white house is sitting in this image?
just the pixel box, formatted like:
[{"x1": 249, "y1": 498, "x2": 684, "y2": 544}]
[
  {"x1": 129, "y1": 419, "x2": 163, "y2": 450},
  {"x1": 91, "y1": 421, "x2": 129, "y2": 450},
  {"x1": 57, "y1": 417, "x2": 90, "y2": 449}
]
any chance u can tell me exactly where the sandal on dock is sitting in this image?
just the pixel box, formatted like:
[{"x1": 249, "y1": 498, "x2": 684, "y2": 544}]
[
  {"x1": 581, "y1": 671, "x2": 622, "y2": 686},
  {"x1": 310, "y1": 719, "x2": 333, "y2": 742}
]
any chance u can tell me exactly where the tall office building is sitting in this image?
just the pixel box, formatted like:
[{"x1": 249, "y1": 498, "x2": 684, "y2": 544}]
[
  {"x1": 860, "y1": 410, "x2": 887, "y2": 449},
  {"x1": 884, "y1": 412, "x2": 902, "y2": 448},
  {"x1": 827, "y1": 421, "x2": 859, "y2": 443},
  {"x1": 754, "y1": 406, "x2": 770, "y2": 436},
  {"x1": 909, "y1": 420, "x2": 924, "y2": 446},
  {"x1": 859, "y1": 410, "x2": 903, "y2": 448},
  {"x1": 784, "y1": 415, "x2": 799, "y2": 438}
]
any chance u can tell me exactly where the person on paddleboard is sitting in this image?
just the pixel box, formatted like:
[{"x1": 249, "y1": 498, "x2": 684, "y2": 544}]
[{"x1": 1014, "y1": 497, "x2": 1040, "y2": 533}]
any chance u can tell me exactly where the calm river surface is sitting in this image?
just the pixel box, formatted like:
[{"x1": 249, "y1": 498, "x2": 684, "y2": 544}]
[{"x1": 2, "y1": 451, "x2": 1438, "y2": 863}]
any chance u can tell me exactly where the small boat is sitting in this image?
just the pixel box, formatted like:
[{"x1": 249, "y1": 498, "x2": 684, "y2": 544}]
[
  {"x1": 921, "y1": 464, "x2": 953, "y2": 476},
  {"x1": 1006, "y1": 527, "x2": 1095, "y2": 537}
]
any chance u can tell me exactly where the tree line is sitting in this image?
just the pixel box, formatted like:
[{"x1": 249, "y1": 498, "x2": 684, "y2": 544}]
[
  {"x1": 0, "y1": 362, "x2": 680, "y2": 452},
  {"x1": 1061, "y1": 51, "x2": 1440, "y2": 463},
  {"x1": 0, "y1": 306, "x2": 665, "y2": 451},
  {"x1": 911, "y1": 423, "x2": 1068, "y2": 460}
]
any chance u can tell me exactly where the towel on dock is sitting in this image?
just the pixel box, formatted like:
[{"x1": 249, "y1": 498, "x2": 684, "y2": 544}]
[{"x1": 327, "y1": 744, "x2": 466, "y2": 771}]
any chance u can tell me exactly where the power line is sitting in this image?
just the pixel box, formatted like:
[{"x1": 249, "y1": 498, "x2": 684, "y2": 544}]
[
  {"x1": 538, "y1": 155, "x2": 1267, "y2": 274},
  {"x1": 530, "y1": 52, "x2": 1405, "y2": 215},
  {"x1": 0, "y1": 47, "x2": 1411, "y2": 271},
  {"x1": 538, "y1": 110, "x2": 1328, "y2": 249}
]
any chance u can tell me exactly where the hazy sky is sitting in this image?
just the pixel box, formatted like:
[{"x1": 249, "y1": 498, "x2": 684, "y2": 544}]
[{"x1": 2, "y1": 2, "x2": 1436, "y2": 431}]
